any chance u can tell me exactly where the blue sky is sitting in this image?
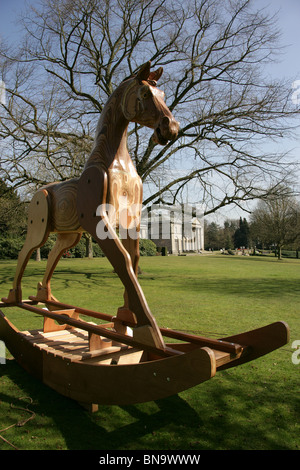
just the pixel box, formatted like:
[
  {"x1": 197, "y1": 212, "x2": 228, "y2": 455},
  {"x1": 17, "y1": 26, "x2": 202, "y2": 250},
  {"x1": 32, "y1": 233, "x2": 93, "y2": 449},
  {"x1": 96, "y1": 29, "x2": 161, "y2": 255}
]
[
  {"x1": 0, "y1": 0, "x2": 27, "y2": 40},
  {"x1": 1, "y1": 0, "x2": 299, "y2": 115},
  {"x1": 261, "y1": 0, "x2": 300, "y2": 80},
  {"x1": 1, "y1": 0, "x2": 299, "y2": 128},
  {"x1": 0, "y1": 0, "x2": 299, "y2": 78}
]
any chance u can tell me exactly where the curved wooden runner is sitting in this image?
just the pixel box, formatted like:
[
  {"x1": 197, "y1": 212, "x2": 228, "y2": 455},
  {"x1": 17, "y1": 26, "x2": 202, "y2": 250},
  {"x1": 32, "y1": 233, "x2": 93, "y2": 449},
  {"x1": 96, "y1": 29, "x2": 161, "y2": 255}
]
[
  {"x1": 0, "y1": 309, "x2": 215, "y2": 405},
  {"x1": 0, "y1": 299, "x2": 289, "y2": 407}
]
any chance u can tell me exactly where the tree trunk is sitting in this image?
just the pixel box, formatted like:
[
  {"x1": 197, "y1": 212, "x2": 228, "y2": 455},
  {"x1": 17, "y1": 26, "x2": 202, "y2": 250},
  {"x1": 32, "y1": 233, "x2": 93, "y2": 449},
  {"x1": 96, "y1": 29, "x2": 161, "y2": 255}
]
[
  {"x1": 35, "y1": 247, "x2": 41, "y2": 261},
  {"x1": 277, "y1": 245, "x2": 282, "y2": 260},
  {"x1": 85, "y1": 235, "x2": 93, "y2": 258}
]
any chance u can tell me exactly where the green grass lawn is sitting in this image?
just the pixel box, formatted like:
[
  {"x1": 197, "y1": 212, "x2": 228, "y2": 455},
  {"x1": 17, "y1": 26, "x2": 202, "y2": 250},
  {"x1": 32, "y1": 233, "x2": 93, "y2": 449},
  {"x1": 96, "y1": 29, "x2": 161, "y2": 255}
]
[{"x1": 0, "y1": 254, "x2": 299, "y2": 450}]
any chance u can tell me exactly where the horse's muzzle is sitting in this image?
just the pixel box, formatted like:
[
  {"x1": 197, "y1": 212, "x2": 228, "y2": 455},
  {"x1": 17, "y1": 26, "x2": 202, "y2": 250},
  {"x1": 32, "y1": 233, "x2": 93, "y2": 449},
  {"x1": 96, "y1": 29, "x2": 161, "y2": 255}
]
[{"x1": 153, "y1": 116, "x2": 179, "y2": 145}]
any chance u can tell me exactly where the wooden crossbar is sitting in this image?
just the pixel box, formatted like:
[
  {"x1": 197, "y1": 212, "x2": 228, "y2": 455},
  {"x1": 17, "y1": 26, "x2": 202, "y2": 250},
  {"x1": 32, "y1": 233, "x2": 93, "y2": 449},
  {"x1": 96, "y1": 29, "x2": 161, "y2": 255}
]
[
  {"x1": 29, "y1": 297, "x2": 114, "y2": 323},
  {"x1": 0, "y1": 297, "x2": 244, "y2": 355},
  {"x1": 17, "y1": 302, "x2": 182, "y2": 358},
  {"x1": 42, "y1": 299, "x2": 243, "y2": 354},
  {"x1": 160, "y1": 328, "x2": 243, "y2": 354}
]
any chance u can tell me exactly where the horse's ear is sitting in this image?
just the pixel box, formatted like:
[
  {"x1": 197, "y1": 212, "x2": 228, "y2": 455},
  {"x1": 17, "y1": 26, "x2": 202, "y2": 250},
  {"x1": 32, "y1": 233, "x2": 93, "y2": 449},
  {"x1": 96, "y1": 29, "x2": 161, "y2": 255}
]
[
  {"x1": 137, "y1": 61, "x2": 151, "y2": 81},
  {"x1": 149, "y1": 67, "x2": 163, "y2": 83}
]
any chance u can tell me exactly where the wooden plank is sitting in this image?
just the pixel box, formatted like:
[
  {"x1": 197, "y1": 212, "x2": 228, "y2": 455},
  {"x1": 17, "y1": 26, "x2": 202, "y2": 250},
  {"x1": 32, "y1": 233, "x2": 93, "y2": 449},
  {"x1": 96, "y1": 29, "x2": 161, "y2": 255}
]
[
  {"x1": 80, "y1": 344, "x2": 129, "y2": 360},
  {"x1": 212, "y1": 349, "x2": 243, "y2": 367},
  {"x1": 22, "y1": 331, "x2": 85, "y2": 344},
  {"x1": 22, "y1": 329, "x2": 45, "y2": 337},
  {"x1": 44, "y1": 340, "x2": 87, "y2": 351},
  {"x1": 22, "y1": 327, "x2": 140, "y2": 364},
  {"x1": 84, "y1": 349, "x2": 144, "y2": 366}
]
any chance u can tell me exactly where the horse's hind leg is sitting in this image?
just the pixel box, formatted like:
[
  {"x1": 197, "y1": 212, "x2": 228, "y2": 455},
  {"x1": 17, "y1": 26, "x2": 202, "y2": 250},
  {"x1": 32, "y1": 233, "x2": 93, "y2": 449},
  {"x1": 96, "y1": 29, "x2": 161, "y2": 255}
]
[
  {"x1": 2, "y1": 190, "x2": 50, "y2": 304},
  {"x1": 34, "y1": 232, "x2": 82, "y2": 303}
]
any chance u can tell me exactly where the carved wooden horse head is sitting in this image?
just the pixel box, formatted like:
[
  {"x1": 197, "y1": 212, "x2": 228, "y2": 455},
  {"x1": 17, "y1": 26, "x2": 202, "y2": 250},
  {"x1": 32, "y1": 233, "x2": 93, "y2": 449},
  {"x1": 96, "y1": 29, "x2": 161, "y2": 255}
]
[
  {"x1": 120, "y1": 61, "x2": 179, "y2": 145},
  {"x1": 3, "y1": 62, "x2": 179, "y2": 350}
]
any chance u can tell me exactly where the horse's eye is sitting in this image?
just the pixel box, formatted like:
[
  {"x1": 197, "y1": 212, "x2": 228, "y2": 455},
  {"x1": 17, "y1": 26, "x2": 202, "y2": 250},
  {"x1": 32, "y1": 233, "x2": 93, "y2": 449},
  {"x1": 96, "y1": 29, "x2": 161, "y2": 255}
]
[{"x1": 140, "y1": 86, "x2": 150, "y2": 100}]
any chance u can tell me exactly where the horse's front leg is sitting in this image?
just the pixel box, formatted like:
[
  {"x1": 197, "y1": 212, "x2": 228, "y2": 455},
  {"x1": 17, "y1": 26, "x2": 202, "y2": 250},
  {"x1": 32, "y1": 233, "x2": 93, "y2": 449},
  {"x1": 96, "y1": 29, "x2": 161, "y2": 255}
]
[
  {"x1": 117, "y1": 235, "x2": 140, "y2": 329},
  {"x1": 76, "y1": 166, "x2": 165, "y2": 350}
]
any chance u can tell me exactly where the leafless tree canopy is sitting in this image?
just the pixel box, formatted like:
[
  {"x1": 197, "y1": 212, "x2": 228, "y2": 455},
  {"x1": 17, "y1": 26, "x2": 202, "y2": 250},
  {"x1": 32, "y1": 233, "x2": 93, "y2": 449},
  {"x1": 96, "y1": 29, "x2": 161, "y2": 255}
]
[
  {"x1": 1, "y1": 0, "x2": 299, "y2": 213},
  {"x1": 250, "y1": 188, "x2": 300, "y2": 258}
]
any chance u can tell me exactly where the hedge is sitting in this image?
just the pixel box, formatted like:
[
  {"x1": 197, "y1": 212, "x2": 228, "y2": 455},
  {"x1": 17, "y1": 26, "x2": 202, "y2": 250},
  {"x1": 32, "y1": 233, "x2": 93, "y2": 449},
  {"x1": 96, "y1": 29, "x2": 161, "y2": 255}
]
[{"x1": 0, "y1": 236, "x2": 157, "y2": 259}]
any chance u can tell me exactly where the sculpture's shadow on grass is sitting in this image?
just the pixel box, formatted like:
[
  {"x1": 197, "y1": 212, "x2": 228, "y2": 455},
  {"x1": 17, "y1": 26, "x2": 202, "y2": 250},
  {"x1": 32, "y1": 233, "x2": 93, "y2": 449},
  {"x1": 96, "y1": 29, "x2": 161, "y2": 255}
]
[
  {"x1": 1, "y1": 357, "x2": 298, "y2": 450},
  {"x1": 0, "y1": 359, "x2": 203, "y2": 450},
  {"x1": 176, "y1": 277, "x2": 300, "y2": 299}
]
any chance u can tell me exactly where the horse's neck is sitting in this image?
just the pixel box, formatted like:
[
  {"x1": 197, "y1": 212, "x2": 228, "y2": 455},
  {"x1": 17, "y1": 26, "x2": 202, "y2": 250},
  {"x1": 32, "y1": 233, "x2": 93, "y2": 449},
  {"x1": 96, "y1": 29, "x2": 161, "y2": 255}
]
[{"x1": 85, "y1": 90, "x2": 130, "y2": 171}]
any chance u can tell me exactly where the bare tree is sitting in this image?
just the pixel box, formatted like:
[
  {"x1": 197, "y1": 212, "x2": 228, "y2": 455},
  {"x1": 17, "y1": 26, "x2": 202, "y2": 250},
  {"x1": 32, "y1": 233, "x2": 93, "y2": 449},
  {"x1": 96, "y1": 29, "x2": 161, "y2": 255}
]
[
  {"x1": 250, "y1": 189, "x2": 300, "y2": 259},
  {"x1": 1, "y1": 0, "x2": 299, "y2": 214}
]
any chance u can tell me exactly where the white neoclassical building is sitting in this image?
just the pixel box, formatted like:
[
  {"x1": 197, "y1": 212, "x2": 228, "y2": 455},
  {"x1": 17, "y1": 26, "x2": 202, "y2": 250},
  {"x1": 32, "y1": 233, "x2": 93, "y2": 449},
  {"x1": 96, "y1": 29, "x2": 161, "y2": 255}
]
[{"x1": 140, "y1": 205, "x2": 204, "y2": 254}]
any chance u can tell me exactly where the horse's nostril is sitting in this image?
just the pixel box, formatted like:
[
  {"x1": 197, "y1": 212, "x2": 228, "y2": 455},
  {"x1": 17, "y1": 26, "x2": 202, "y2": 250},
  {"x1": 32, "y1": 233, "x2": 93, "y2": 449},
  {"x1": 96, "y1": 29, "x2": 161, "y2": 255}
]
[{"x1": 157, "y1": 116, "x2": 179, "y2": 143}]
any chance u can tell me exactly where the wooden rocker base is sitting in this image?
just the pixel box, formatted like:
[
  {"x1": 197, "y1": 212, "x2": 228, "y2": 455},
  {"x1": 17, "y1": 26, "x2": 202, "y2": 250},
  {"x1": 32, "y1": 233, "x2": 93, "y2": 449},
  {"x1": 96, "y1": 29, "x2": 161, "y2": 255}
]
[{"x1": 0, "y1": 299, "x2": 289, "y2": 408}]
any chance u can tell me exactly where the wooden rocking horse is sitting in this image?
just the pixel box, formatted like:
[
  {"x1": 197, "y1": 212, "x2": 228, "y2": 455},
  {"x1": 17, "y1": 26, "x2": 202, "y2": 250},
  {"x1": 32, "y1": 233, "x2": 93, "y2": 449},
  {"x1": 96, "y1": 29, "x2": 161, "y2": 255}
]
[{"x1": 0, "y1": 62, "x2": 289, "y2": 408}]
